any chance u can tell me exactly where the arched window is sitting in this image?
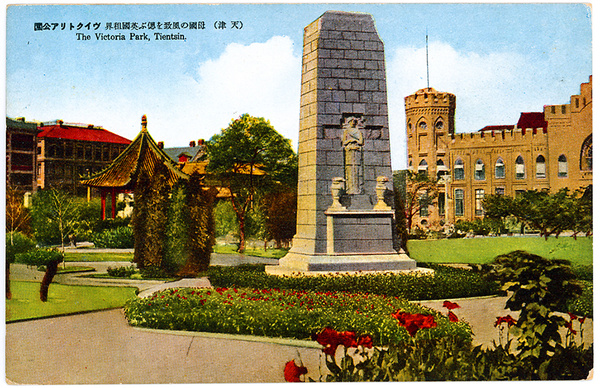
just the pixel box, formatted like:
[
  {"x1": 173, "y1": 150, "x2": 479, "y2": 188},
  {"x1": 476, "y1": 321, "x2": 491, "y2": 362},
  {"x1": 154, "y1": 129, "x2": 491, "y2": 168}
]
[
  {"x1": 495, "y1": 158, "x2": 505, "y2": 179},
  {"x1": 580, "y1": 135, "x2": 592, "y2": 171},
  {"x1": 536, "y1": 155, "x2": 546, "y2": 178},
  {"x1": 558, "y1": 155, "x2": 568, "y2": 177},
  {"x1": 474, "y1": 159, "x2": 485, "y2": 180},
  {"x1": 436, "y1": 159, "x2": 448, "y2": 179},
  {"x1": 418, "y1": 121, "x2": 427, "y2": 130},
  {"x1": 475, "y1": 189, "x2": 485, "y2": 216},
  {"x1": 418, "y1": 159, "x2": 428, "y2": 177},
  {"x1": 454, "y1": 158, "x2": 464, "y2": 180},
  {"x1": 515, "y1": 156, "x2": 525, "y2": 179}
]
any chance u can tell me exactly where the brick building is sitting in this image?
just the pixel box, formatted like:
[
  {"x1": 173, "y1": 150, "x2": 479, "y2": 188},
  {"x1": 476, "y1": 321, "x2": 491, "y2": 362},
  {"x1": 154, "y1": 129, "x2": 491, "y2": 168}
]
[
  {"x1": 6, "y1": 117, "x2": 40, "y2": 192},
  {"x1": 36, "y1": 120, "x2": 131, "y2": 196},
  {"x1": 405, "y1": 76, "x2": 592, "y2": 229}
]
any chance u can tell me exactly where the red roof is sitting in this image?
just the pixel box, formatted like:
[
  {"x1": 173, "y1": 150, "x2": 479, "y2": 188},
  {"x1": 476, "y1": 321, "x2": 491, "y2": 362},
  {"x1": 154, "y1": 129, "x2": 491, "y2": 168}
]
[
  {"x1": 37, "y1": 124, "x2": 131, "y2": 145},
  {"x1": 517, "y1": 112, "x2": 547, "y2": 131},
  {"x1": 479, "y1": 125, "x2": 514, "y2": 132}
]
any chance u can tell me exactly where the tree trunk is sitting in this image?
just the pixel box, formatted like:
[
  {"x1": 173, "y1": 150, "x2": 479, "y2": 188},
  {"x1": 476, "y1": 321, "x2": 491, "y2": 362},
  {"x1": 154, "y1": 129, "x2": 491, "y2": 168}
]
[
  {"x1": 6, "y1": 261, "x2": 11, "y2": 300},
  {"x1": 238, "y1": 217, "x2": 246, "y2": 253},
  {"x1": 40, "y1": 260, "x2": 60, "y2": 302}
]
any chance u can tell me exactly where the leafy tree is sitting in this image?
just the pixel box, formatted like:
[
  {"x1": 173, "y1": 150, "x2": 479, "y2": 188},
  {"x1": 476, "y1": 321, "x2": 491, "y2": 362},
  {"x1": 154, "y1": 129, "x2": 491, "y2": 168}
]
[
  {"x1": 164, "y1": 179, "x2": 189, "y2": 273},
  {"x1": 30, "y1": 188, "x2": 80, "y2": 250},
  {"x1": 394, "y1": 170, "x2": 439, "y2": 233},
  {"x1": 16, "y1": 248, "x2": 64, "y2": 302},
  {"x1": 214, "y1": 200, "x2": 239, "y2": 238},
  {"x1": 206, "y1": 114, "x2": 296, "y2": 252},
  {"x1": 261, "y1": 188, "x2": 297, "y2": 248},
  {"x1": 144, "y1": 163, "x2": 171, "y2": 268},
  {"x1": 5, "y1": 232, "x2": 36, "y2": 299},
  {"x1": 6, "y1": 187, "x2": 31, "y2": 239}
]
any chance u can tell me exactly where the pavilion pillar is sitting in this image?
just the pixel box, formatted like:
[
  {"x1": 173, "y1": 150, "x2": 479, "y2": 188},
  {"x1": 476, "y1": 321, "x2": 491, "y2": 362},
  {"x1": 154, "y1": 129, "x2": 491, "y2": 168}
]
[
  {"x1": 101, "y1": 190, "x2": 107, "y2": 221},
  {"x1": 111, "y1": 188, "x2": 117, "y2": 219}
]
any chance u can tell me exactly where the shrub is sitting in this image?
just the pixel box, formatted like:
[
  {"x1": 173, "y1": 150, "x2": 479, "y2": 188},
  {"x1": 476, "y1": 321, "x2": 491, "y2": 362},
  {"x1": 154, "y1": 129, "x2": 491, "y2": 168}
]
[
  {"x1": 106, "y1": 265, "x2": 137, "y2": 278},
  {"x1": 567, "y1": 281, "x2": 592, "y2": 318},
  {"x1": 6, "y1": 232, "x2": 36, "y2": 264},
  {"x1": 206, "y1": 264, "x2": 499, "y2": 301},
  {"x1": 124, "y1": 287, "x2": 472, "y2": 346},
  {"x1": 90, "y1": 226, "x2": 134, "y2": 248},
  {"x1": 139, "y1": 266, "x2": 172, "y2": 280}
]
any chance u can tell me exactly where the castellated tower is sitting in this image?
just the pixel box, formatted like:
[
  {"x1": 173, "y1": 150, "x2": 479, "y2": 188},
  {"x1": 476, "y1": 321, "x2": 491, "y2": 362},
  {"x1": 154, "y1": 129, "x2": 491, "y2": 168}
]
[{"x1": 404, "y1": 87, "x2": 456, "y2": 177}]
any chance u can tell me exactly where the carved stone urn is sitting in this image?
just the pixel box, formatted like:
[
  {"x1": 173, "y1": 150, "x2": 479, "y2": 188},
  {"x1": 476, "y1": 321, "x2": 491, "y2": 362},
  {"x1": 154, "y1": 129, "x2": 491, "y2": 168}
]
[
  {"x1": 373, "y1": 176, "x2": 391, "y2": 210},
  {"x1": 329, "y1": 177, "x2": 347, "y2": 210}
]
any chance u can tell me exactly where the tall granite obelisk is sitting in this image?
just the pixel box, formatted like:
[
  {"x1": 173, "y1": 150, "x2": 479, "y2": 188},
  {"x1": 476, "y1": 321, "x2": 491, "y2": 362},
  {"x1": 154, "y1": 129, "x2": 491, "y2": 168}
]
[{"x1": 266, "y1": 11, "x2": 416, "y2": 275}]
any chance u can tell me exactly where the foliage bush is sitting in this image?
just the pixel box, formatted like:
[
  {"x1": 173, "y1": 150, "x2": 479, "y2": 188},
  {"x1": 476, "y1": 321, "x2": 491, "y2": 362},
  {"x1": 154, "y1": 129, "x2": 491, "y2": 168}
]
[
  {"x1": 567, "y1": 280, "x2": 592, "y2": 318},
  {"x1": 90, "y1": 226, "x2": 134, "y2": 248},
  {"x1": 16, "y1": 248, "x2": 64, "y2": 267},
  {"x1": 124, "y1": 287, "x2": 471, "y2": 345},
  {"x1": 206, "y1": 264, "x2": 499, "y2": 300},
  {"x1": 307, "y1": 250, "x2": 592, "y2": 381},
  {"x1": 106, "y1": 265, "x2": 137, "y2": 278},
  {"x1": 139, "y1": 266, "x2": 173, "y2": 280},
  {"x1": 6, "y1": 232, "x2": 36, "y2": 264}
]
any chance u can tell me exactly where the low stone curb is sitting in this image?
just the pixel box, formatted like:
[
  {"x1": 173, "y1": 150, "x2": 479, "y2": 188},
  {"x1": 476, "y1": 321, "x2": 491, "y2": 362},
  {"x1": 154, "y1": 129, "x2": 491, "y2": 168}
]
[{"x1": 132, "y1": 326, "x2": 322, "y2": 349}]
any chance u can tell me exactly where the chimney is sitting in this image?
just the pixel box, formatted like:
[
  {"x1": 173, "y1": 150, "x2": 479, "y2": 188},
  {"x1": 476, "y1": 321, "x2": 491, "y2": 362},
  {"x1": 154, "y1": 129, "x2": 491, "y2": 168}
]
[
  {"x1": 189, "y1": 140, "x2": 196, "y2": 147},
  {"x1": 57, "y1": 120, "x2": 64, "y2": 126},
  {"x1": 157, "y1": 141, "x2": 164, "y2": 149},
  {"x1": 88, "y1": 124, "x2": 94, "y2": 129},
  {"x1": 16, "y1": 117, "x2": 25, "y2": 122}
]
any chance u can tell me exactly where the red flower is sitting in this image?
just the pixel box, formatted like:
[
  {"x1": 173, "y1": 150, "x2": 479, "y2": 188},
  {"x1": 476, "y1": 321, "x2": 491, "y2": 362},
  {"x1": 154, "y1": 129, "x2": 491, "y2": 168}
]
[
  {"x1": 312, "y1": 327, "x2": 358, "y2": 356},
  {"x1": 284, "y1": 360, "x2": 307, "y2": 382},
  {"x1": 494, "y1": 315, "x2": 517, "y2": 328},
  {"x1": 391, "y1": 310, "x2": 437, "y2": 337},
  {"x1": 357, "y1": 334, "x2": 373, "y2": 349},
  {"x1": 443, "y1": 301, "x2": 460, "y2": 310},
  {"x1": 448, "y1": 311, "x2": 459, "y2": 323},
  {"x1": 568, "y1": 312, "x2": 578, "y2": 321},
  {"x1": 565, "y1": 321, "x2": 577, "y2": 335}
]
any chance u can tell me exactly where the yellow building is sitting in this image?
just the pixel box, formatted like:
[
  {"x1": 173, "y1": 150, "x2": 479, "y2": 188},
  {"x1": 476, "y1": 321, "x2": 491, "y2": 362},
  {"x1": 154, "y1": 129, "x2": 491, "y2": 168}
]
[{"x1": 405, "y1": 76, "x2": 592, "y2": 229}]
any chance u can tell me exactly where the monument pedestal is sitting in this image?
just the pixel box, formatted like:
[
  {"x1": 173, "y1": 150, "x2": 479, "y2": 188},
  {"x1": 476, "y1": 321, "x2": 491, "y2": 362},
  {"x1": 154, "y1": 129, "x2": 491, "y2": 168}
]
[{"x1": 266, "y1": 209, "x2": 418, "y2": 276}]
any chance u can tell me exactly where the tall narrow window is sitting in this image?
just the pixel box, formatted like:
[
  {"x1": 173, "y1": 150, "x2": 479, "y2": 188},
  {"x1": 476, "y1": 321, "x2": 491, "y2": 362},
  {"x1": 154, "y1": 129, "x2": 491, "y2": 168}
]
[
  {"x1": 515, "y1": 156, "x2": 525, "y2": 179},
  {"x1": 419, "y1": 193, "x2": 429, "y2": 217},
  {"x1": 455, "y1": 189, "x2": 464, "y2": 217},
  {"x1": 474, "y1": 159, "x2": 485, "y2": 180},
  {"x1": 536, "y1": 155, "x2": 546, "y2": 178},
  {"x1": 418, "y1": 159, "x2": 428, "y2": 177},
  {"x1": 454, "y1": 158, "x2": 464, "y2": 180},
  {"x1": 495, "y1": 158, "x2": 505, "y2": 179},
  {"x1": 558, "y1": 154, "x2": 568, "y2": 177},
  {"x1": 475, "y1": 189, "x2": 485, "y2": 216},
  {"x1": 408, "y1": 159, "x2": 413, "y2": 171},
  {"x1": 438, "y1": 192, "x2": 445, "y2": 216}
]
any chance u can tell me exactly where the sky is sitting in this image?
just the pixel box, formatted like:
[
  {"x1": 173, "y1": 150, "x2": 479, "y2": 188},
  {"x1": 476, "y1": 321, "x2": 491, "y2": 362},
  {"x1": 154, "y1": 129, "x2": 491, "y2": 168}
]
[{"x1": 5, "y1": 1, "x2": 593, "y2": 169}]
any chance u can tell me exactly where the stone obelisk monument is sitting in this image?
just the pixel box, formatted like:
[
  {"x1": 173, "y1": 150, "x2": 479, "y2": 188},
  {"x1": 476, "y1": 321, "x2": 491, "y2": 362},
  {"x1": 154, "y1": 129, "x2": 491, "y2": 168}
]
[{"x1": 266, "y1": 11, "x2": 416, "y2": 275}]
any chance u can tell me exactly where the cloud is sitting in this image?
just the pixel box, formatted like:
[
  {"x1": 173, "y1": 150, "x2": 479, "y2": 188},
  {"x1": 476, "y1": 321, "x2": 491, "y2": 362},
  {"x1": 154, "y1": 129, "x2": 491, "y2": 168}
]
[
  {"x1": 387, "y1": 41, "x2": 551, "y2": 169},
  {"x1": 178, "y1": 35, "x2": 302, "y2": 147}
]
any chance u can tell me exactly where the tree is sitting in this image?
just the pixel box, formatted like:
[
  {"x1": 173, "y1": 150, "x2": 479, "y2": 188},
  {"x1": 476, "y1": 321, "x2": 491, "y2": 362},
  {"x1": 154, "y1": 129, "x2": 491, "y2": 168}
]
[
  {"x1": 206, "y1": 114, "x2": 296, "y2": 252},
  {"x1": 30, "y1": 188, "x2": 80, "y2": 251},
  {"x1": 132, "y1": 170, "x2": 151, "y2": 269},
  {"x1": 394, "y1": 170, "x2": 439, "y2": 233},
  {"x1": 6, "y1": 187, "x2": 31, "y2": 240},
  {"x1": 164, "y1": 179, "x2": 189, "y2": 273},
  {"x1": 15, "y1": 248, "x2": 64, "y2": 302},
  {"x1": 261, "y1": 188, "x2": 297, "y2": 248}
]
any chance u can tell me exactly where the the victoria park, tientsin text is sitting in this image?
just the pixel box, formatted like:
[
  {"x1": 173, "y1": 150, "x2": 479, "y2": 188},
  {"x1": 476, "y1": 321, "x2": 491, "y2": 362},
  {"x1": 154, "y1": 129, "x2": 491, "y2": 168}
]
[{"x1": 33, "y1": 20, "x2": 245, "y2": 42}]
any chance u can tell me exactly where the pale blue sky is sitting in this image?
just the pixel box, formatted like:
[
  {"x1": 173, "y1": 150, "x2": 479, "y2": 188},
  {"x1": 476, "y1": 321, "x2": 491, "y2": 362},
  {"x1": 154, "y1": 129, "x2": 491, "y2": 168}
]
[{"x1": 5, "y1": 2, "x2": 592, "y2": 169}]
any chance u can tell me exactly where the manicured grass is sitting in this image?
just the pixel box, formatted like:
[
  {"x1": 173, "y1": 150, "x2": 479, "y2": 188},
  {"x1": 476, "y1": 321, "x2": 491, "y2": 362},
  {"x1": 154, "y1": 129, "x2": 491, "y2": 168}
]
[
  {"x1": 6, "y1": 281, "x2": 138, "y2": 322},
  {"x1": 213, "y1": 244, "x2": 289, "y2": 259},
  {"x1": 407, "y1": 236, "x2": 593, "y2": 266},
  {"x1": 64, "y1": 252, "x2": 133, "y2": 262}
]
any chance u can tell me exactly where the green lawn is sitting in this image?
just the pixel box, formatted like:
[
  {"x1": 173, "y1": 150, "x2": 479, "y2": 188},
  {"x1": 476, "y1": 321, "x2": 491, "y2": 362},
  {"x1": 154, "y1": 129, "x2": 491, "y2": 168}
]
[
  {"x1": 213, "y1": 244, "x2": 289, "y2": 259},
  {"x1": 407, "y1": 236, "x2": 593, "y2": 266},
  {"x1": 6, "y1": 281, "x2": 137, "y2": 322},
  {"x1": 64, "y1": 252, "x2": 133, "y2": 262}
]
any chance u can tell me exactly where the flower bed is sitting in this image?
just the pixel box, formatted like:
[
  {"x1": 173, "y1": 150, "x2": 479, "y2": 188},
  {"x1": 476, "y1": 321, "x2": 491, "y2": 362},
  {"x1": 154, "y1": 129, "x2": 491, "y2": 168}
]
[{"x1": 124, "y1": 287, "x2": 472, "y2": 345}]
